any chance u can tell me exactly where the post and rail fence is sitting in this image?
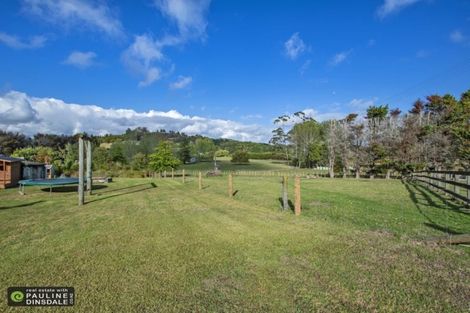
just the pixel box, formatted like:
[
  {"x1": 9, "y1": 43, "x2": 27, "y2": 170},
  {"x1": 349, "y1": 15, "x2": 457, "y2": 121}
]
[{"x1": 410, "y1": 170, "x2": 470, "y2": 205}]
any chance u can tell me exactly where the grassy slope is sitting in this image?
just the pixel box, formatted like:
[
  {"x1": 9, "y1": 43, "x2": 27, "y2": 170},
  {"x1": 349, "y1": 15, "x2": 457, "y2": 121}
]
[{"x1": 0, "y1": 177, "x2": 469, "y2": 312}]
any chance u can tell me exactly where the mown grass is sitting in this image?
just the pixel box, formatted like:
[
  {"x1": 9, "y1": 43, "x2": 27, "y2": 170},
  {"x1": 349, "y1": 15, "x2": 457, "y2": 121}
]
[
  {"x1": 181, "y1": 157, "x2": 293, "y2": 172},
  {"x1": 0, "y1": 176, "x2": 469, "y2": 312}
]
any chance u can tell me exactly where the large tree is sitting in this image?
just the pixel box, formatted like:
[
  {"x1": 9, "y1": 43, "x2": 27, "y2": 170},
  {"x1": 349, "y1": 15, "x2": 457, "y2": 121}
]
[
  {"x1": 148, "y1": 141, "x2": 181, "y2": 173},
  {"x1": 0, "y1": 130, "x2": 30, "y2": 155}
]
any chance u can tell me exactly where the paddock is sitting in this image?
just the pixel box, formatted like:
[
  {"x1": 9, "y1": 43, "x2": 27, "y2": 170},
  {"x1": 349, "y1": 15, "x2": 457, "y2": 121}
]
[{"x1": 0, "y1": 176, "x2": 468, "y2": 312}]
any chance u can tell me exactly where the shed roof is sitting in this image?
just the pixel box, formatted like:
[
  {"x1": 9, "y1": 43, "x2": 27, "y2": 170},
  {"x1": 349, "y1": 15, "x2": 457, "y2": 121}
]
[
  {"x1": 22, "y1": 161, "x2": 46, "y2": 166},
  {"x1": 0, "y1": 155, "x2": 23, "y2": 163}
]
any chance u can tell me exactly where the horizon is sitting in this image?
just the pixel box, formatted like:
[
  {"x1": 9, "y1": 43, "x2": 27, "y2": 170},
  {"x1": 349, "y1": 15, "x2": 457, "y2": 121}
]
[{"x1": 1, "y1": 0, "x2": 469, "y2": 142}]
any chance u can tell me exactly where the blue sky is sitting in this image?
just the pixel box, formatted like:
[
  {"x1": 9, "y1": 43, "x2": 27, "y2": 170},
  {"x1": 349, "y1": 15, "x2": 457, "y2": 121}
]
[{"x1": 0, "y1": 0, "x2": 469, "y2": 141}]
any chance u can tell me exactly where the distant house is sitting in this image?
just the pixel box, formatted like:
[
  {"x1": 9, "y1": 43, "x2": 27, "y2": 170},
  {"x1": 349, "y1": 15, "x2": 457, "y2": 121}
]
[{"x1": 0, "y1": 155, "x2": 22, "y2": 189}]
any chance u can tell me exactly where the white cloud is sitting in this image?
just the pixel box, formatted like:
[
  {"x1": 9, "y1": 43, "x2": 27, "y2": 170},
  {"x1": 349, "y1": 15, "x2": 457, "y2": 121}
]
[
  {"x1": 0, "y1": 32, "x2": 46, "y2": 49},
  {"x1": 450, "y1": 30, "x2": 466, "y2": 43},
  {"x1": 241, "y1": 114, "x2": 263, "y2": 120},
  {"x1": 122, "y1": 34, "x2": 166, "y2": 87},
  {"x1": 348, "y1": 98, "x2": 378, "y2": 110},
  {"x1": 22, "y1": 0, "x2": 124, "y2": 38},
  {"x1": 376, "y1": 0, "x2": 422, "y2": 18},
  {"x1": 284, "y1": 32, "x2": 306, "y2": 60},
  {"x1": 139, "y1": 68, "x2": 162, "y2": 87},
  {"x1": 63, "y1": 51, "x2": 97, "y2": 69},
  {"x1": 299, "y1": 59, "x2": 311, "y2": 75},
  {"x1": 0, "y1": 90, "x2": 270, "y2": 142},
  {"x1": 329, "y1": 50, "x2": 351, "y2": 66},
  {"x1": 302, "y1": 108, "x2": 345, "y2": 122},
  {"x1": 0, "y1": 91, "x2": 39, "y2": 123},
  {"x1": 123, "y1": 1, "x2": 212, "y2": 87},
  {"x1": 154, "y1": 0, "x2": 211, "y2": 40},
  {"x1": 170, "y1": 76, "x2": 192, "y2": 89}
]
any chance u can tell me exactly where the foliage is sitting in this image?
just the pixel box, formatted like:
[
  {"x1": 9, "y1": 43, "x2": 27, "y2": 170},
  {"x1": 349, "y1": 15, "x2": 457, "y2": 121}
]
[
  {"x1": 177, "y1": 138, "x2": 192, "y2": 163},
  {"x1": 193, "y1": 138, "x2": 216, "y2": 160},
  {"x1": 148, "y1": 141, "x2": 181, "y2": 172},
  {"x1": 0, "y1": 130, "x2": 30, "y2": 155},
  {"x1": 231, "y1": 150, "x2": 249, "y2": 163},
  {"x1": 131, "y1": 152, "x2": 148, "y2": 171},
  {"x1": 109, "y1": 144, "x2": 127, "y2": 164},
  {"x1": 214, "y1": 149, "x2": 230, "y2": 158},
  {"x1": 12, "y1": 146, "x2": 57, "y2": 163}
]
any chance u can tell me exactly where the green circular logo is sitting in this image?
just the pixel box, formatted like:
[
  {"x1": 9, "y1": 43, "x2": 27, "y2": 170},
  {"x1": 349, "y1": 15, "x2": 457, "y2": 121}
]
[{"x1": 10, "y1": 291, "x2": 24, "y2": 303}]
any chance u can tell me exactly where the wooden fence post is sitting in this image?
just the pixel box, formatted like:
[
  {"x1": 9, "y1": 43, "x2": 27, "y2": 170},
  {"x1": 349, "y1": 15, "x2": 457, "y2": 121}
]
[
  {"x1": 228, "y1": 173, "x2": 233, "y2": 198},
  {"x1": 467, "y1": 175, "x2": 470, "y2": 204},
  {"x1": 199, "y1": 171, "x2": 202, "y2": 190},
  {"x1": 282, "y1": 176, "x2": 288, "y2": 211},
  {"x1": 86, "y1": 140, "x2": 92, "y2": 195},
  {"x1": 182, "y1": 169, "x2": 185, "y2": 183},
  {"x1": 172, "y1": 168, "x2": 174, "y2": 179},
  {"x1": 164, "y1": 170, "x2": 167, "y2": 178},
  {"x1": 294, "y1": 175, "x2": 301, "y2": 216},
  {"x1": 78, "y1": 137, "x2": 84, "y2": 206},
  {"x1": 454, "y1": 174, "x2": 459, "y2": 195}
]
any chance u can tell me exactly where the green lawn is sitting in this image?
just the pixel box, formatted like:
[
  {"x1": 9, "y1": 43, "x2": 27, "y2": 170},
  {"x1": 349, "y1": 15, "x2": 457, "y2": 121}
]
[
  {"x1": 0, "y1": 176, "x2": 469, "y2": 312},
  {"x1": 182, "y1": 157, "x2": 296, "y2": 172}
]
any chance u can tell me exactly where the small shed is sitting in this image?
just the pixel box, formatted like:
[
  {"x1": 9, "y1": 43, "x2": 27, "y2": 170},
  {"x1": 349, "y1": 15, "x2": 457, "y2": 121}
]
[
  {"x1": 22, "y1": 161, "x2": 47, "y2": 180},
  {"x1": 0, "y1": 155, "x2": 22, "y2": 189}
]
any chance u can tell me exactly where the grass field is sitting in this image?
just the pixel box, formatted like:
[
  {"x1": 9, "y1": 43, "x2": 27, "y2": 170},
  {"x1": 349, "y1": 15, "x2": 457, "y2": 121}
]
[
  {"x1": 0, "y1": 176, "x2": 469, "y2": 312},
  {"x1": 181, "y1": 157, "x2": 296, "y2": 172}
]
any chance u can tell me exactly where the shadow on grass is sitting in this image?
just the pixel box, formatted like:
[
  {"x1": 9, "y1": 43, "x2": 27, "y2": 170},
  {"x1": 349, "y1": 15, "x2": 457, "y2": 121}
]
[
  {"x1": 0, "y1": 200, "x2": 44, "y2": 210},
  {"x1": 39, "y1": 185, "x2": 108, "y2": 193},
  {"x1": 402, "y1": 180, "x2": 465, "y2": 235},
  {"x1": 87, "y1": 182, "x2": 157, "y2": 204},
  {"x1": 277, "y1": 197, "x2": 294, "y2": 212},
  {"x1": 96, "y1": 183, "x2": 149, "y2": 195},
  {"x1": 406, "y1": 180, "x2": 467, "y2": 214}
]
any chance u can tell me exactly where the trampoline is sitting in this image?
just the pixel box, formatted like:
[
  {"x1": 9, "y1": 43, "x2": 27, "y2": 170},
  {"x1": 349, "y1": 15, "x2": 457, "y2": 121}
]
[{"x1": 19, "y1": 178, "x2": 80, "y2": 195}]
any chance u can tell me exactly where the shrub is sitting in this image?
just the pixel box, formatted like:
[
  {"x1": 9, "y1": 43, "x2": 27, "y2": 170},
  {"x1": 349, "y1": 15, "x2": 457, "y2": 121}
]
[{"x1": 231, "y1": 150, "x2": 249, "y2": 163}]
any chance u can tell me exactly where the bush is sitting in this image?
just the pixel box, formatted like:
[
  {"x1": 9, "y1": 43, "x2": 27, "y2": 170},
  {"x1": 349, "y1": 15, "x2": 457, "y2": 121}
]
[
  {"x1": 247, "y1": 152, "x2": 287, "y2": 160},
  {"x1": 231, "y1": 150, "x2": 249, "y2": 163},
  {"x1": 214, "y1": 149, "x2": 230, "y2": 158}
]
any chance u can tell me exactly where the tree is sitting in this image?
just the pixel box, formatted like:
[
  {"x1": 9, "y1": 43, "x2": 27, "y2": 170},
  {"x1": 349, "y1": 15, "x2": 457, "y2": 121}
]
[
  {"x1": 131, "y1": 152, "x2": 148, "y2": 171},
  {"x1": 177, "y1": 138, "x2": 192, "y2": 163},
  {"x1": 109, "y1": 144, "x2": 127, "y2": 164},
  {"x1": 93, "y1": 147, "x2": 111, "y2": 171},
  {"x1": 148, "y1": 141, "x2": 181, "y2": 173},
  {"x1": 289, "y1": 119, "x2": 324, "y2": 168},
  {"x1": 325, "y1": 120, "x2": 338, "y2": 178},
  {"x1": 214, "y1": 149, "x2": 230, "y2": 158},
  {"x1": 270, "y1": 115, "x2": 292, "y2": 162},
  {"x1": 452, "y1": 90, "x2": 470, "y2": 167},
  {"x1": 0, "y1": 130, "x2": 30, "y2": 155},
  {"x1": 194, "y1": 138, "x2": 216, "y2": 160},
  {"x1": 12, "y1": 146, "x2": 56, "y2": 163},
  {"x1": 365, "y1": 105, "x2": 390, "y2": 177},
  {"x1": 231, "y1": 150, "x2": 249, "y2": 163}
]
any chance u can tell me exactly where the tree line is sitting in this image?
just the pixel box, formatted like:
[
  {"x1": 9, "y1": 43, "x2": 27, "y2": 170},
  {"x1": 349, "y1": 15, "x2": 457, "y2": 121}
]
[
  {"x1": 272, "y1": 89, "x2": 469, "y2": 177},
  {"x1": 0, "y1": 127, "x2": 275, "y2": 177}
]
